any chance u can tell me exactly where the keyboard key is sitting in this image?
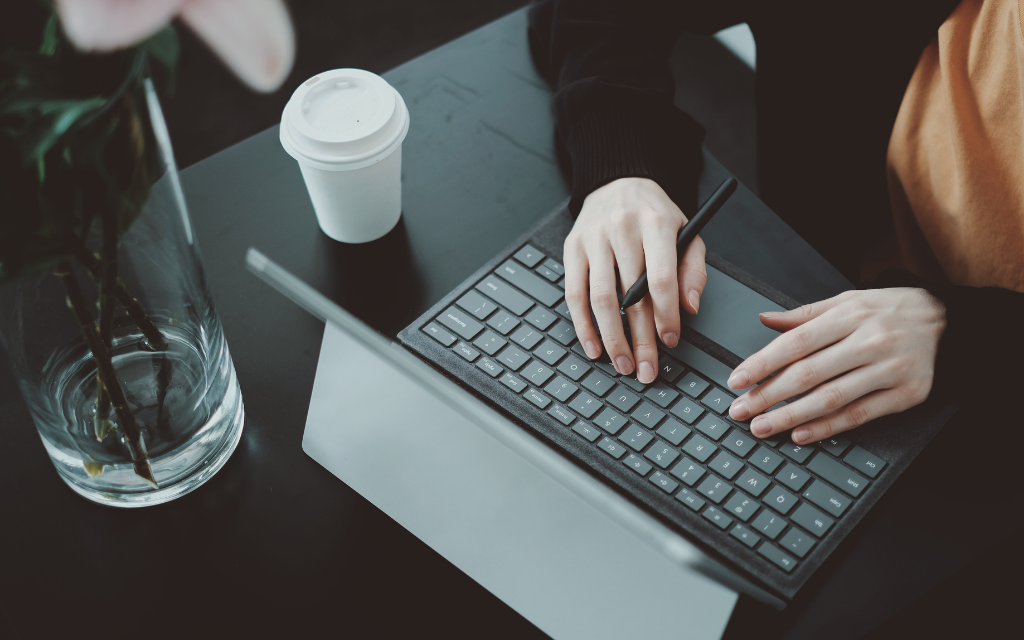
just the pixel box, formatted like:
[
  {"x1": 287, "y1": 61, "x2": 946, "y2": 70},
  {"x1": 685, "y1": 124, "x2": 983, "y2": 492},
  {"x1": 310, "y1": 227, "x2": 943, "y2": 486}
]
[
  {"x1": 761, "y1": 432, "x2": 785, "y2": 448},
  {"x1": 780, "y1": 528, "x2": 815, "y2": 558},
  {"x1": 722, "y1": 430, "x2": 757, "y2": 457},
  {"x1": 525, "y1": 306, "x2": 557, "y2": 331},
  {"x1": 735, "y1": 468, "x2": 770, "y2": 497},
  {"x1": 644, "y1": 382, "x2": 680, "y2": 408},
  {"x1": 790, "y1": 503, "x2": 835, "y2": 538},
  {"x1": 496, "y1": 345, "x2": 530, "y2": 371},
  {"x1": 670, "y1": 458, "x2": 706, "y2": 486},
  {"x1": 572, "y1": 420, "x2": 601, "y2": 442},
  {"x1": 476, "y1": 276, "x2": 533, "y2": 315},
  {"x1": 569, "y1": 391, "x2": 602, "y2": 419},
  {"x1": 534, "y1": 340, "x2": 567, "y2": 365},
  {"x1": 597, "y1": 437, "x2": 628, "y2": 460},
  {"x1": 703, "y1": 506, "x2": 734, "y2": 530},
  {"x1": 542, "y1": 257, "x2": 565, "y2": 276},
  {"x1": 644, "y1": 441, "x2": 680, "y2": 469},
  {"x1": 657, "y1": 355, "x2": 685, "y2": 383},
  {"x1": 630, "y1": 402, "x2": 665, "y2": 429},
  {"x1": 807, "y1": 453, "x2": 869, "y2": 497},
  {"x1": 456, "y1": 290, "x2": 497, "y2": 320},
  {"x1": 843, "y1": 445, "x2": 887, "y2": 478},
  {"x1": 423, "y1": 322, "x2": 457, "y2": 346},
  {"x1": 548, "y1": 404, "x2": 575, "y2": 425},
  {"x1": 624, "y1": 453, "x2": 653, "y2": 476},
  {"x1": 486, "y1": 310, "x2": 520, "y2": 336},
  {"x1": 817, "y1": 436, "x2": 852, "y2": 457},
  {"x1": 558, "y1": 277, "x2": 566, "y2": 290},
  {"x1": 496, "y1": 260, "x2": 563, "y2": 307},
  {"x1": 521, "y1": 362, "x2": 555, "y2": 386},
  {"x1": 593, "y1": 408, "x2": 628, "y2": 435},
  {"x1": 682, "y1": 434, "x2": 717, "y2": 463},
  {"x1": 619, "y1": 426, "x2": 654, "y2": 451},
  {"x1": 618, "y1": 376, "x2": 648, "y2": 393},
  {"x1": 595, "y1": 360, "x2": 618, "y2": 377},
  {"x1": 509, "y1": 325, "x2": 544, "y2": 350},
  {"x1": 676, "y1": 372, "x2": 710, "y2": 397},
  {"x1": 676, "y1": 488, "x2": 706, "y2": 511},
  {"x1": 750, "y1": 447, "x2": 785, "y2": 474},
  {"x1": 730, "y1": 525, "x2": 760, "y2": 548},
  {"x1": 438, "y1": 307, "x2": 485, "y2": 340},
  {"x1": 514, "y1": 244, "x2": 545, "y2": 268},
  {"x1": 655, "y1": 419, "x2": 690, "y2": 446},
  {"x1": 454, "y1": 342, "x2": 480, "y2": 362},
  {"x1": 670, "y1": 396, "x2": 705, "y2": 424},
  {"x1": 802, "y1": 480, "x2": 851, "y2": 518},
  {"x1": 544, "y1": 376, "x2": 578, "y2": 402},
  {"x1": 701, "y1": 387, "x2": 732, "y2": 414},
  {"x1": 472, "y1": 330, "x2": 506, "y2": 356},
  {"x1": 752, "y1": 510, "x2": 787, "y2": 540},
  {"x1": 724, "y1": 491, "x2": 759, "y2": 522},
  {"x1": 535, "y1": 264, "x2": 560, "y2": 282},
  {"x1": 475, "y1": 358, "x2": 503, "y2": 378},
  {"x1": 499, "y1": 373, "x2": 527, "y2": 393},
  {"x1": 778, "y1": 442, "x2": 813, "y2": 464},
  {"x1": 557, "y1": 355, "x2": 591, "y2": 381},
  {"x1": 763, "y1": 486, "x2": 797, "y2": 515},
  {"x1": 607, "y1": 386, "x2": 641, "y2": 413},
  {"x1": 553, "y1": 299, "x2": 572, "y2": 321},
  {"x1": 709, "y1": 451, "x2": 744, "y2": 480},
  {"x1": 696, "y1": 474, "x2": 732, "y2": 504},
  {"x1": 758, "y1": 544, "x2": 797, "y2": 572},
  {"x1": 693, "y1": 414, "x2": 728, "y2": 441},
  {"x1": 581, "y1": 371, "x2": 615, "y2": 397},
  {"x1": 649, "y1": 471, "x2": 679, "y2": 493},
  {"x1": 547, "y1": 320, "x2": 577, "y2": 346},
  {"x1": 524, "y1": 388, "x2": 551, "y2": 409},
  {"x1": 776, "y1": 463, "x2": 812, "y2": 492}
]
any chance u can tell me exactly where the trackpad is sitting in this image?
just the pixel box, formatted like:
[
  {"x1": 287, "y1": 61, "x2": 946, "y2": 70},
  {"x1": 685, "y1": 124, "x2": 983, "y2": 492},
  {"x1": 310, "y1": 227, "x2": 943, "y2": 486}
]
[{"x1": 681, "y1": 265, "x2": 785, "y2": 360}]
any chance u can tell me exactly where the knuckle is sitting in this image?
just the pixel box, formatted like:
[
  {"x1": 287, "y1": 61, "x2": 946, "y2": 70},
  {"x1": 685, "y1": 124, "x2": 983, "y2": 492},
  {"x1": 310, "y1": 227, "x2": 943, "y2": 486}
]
[
  {"x1": 752, "y1": 386, "x2": 774, "y2": 410},
  {"x1": 845, "y1": 402, "x2": 870, "y2": 427},
  {"x1": 564, "y1": 286, "x2": 587, "y2": 307},
  {"x1": 590, "y1": 287, "x2": 618, "y2": 309},
  {"x1": 788, "y1": 329, "x2": 812, "y2": 354},
  {"x1": 609, "y1": 208, "x2": 634, "y2": 233},
  {"x1": 820, "y1": 385, "x2": 846, "y2": 411},
  {"x1": 817, "y1": 420, "x2": 836, "y2": 440},
  {"x1": 647, "y1": 268, "x2": 676, "y2": 294},
  {"x1": 792, "y1": 361, "x2": 817, "y2": 387}
]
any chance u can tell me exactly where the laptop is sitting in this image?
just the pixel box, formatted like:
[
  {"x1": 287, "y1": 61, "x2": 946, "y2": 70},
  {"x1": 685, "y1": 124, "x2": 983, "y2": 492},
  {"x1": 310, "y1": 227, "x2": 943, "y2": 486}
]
[{"x1": 248, "y1": 190, "x2": 957, "y2": 615}]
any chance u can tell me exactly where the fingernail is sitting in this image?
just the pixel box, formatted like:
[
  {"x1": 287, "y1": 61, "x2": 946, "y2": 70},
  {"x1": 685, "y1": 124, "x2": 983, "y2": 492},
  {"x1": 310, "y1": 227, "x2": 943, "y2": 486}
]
[
  {"x1": 730, "y1": 400, "x2": 750, "y2": 420},
  {"x1": 662, "y1": 332, "x2": 678, "y2": 347},
  {"x1": 615, "y1": 356, "x2": 634, "y2": 375},
  {"x1": 751, "y1": 415, "x2": 772, "y2": 436},
  {"x1": 638, "y1": 361, "x2": 655, "y2": 383},
  {"x1": 584, "y1": 340, "x2": 599, "y2": 359},
  {"x1": 760, "y1": 311, "x2": 782, "y2": 320},
  {"x1": 793, "y1": 428, "x2": 811, "y2": 444},
  {"x1": 728, "y1": 369, "x2": 749, "y2": 389},
  {"x1": 688, "y1": 289, "x2": 700, "y2": 312}
]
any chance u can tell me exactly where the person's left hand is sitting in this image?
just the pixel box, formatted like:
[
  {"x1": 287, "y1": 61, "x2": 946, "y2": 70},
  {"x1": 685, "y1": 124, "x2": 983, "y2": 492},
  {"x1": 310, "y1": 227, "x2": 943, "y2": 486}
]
[{"x1": 726, "y1": 288, "x2": 946, "y2": 445}]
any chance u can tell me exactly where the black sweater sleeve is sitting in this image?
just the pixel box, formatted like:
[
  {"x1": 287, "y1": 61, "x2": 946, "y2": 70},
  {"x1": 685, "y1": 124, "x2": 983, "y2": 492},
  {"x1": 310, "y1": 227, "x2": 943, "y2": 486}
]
[{"x1": 527, "y1": 0, "x2": 751, "y2": 216}]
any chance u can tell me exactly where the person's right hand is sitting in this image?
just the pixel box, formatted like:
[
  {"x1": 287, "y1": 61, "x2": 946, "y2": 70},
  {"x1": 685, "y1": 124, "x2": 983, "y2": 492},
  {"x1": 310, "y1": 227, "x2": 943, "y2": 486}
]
[{"x1": 563, "y1": 177, "x2": 708, "y2": 384}]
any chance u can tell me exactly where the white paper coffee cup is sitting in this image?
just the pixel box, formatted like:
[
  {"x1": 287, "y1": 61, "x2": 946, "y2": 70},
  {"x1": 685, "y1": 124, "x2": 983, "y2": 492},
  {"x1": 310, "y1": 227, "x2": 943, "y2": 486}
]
[{"x1": 280, "y1": 69, "x2": 410, "y2": 243}]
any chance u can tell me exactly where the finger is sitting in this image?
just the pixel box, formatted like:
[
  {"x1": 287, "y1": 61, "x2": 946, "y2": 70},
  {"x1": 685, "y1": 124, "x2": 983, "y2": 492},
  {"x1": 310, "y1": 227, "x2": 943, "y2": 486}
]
[
  {"x1": 640, "y1": 219, "x2": 681, "y2": 347},
  {"x1": 562, "y1": 237, "x2": 602, "y2": 359},
  {"x1": 788, "y1": 388, "x2": 908, "y2": 444},
  {"x1": 678, "y1": 234, "x2": 707, "y2": 315},
  {"x1": 588, "y1": 243, "x2": 634, "y2": 375},
  {"x1": 749, "y1": 365, "x2": 883, "y2": 438},
  {"x1": 610, "y1": 234, "x2": 656, "y2": 381},
  {"x1": 757, "y1": 291, "x2": 856, "y2": 332},
  {"x1": 728, "y1": 305, "x2": 859, "y2": 390},
  {"x1": 729, "y1": 338, "x2": 873, "y2": 420}
]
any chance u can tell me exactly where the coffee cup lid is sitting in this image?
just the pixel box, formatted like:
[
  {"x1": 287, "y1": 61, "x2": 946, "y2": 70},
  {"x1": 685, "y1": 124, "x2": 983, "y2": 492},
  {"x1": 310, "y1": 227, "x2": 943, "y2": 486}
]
[{"x1": 280, "y1": 69, "x2": 410, "y2": 171}]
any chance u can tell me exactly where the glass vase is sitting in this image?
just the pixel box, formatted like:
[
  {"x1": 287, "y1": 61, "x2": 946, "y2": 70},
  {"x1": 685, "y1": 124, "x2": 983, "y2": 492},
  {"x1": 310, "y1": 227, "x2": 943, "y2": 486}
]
[{"x1": 0, "y1": 79, "x2": 244, "y2": 507}]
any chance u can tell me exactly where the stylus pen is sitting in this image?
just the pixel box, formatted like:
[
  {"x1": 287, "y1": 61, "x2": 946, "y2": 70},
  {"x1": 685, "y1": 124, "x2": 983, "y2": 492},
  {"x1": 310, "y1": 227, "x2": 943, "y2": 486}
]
[{"x1": 619, "y1": 176, "x2": 738, "y2": 311}]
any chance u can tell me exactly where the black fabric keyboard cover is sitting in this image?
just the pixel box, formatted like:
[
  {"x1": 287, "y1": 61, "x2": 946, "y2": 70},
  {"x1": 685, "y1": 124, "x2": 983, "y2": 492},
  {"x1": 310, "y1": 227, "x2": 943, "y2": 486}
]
[{"x1": 398, "y1": 204, "x2": 961, "y2": 604}]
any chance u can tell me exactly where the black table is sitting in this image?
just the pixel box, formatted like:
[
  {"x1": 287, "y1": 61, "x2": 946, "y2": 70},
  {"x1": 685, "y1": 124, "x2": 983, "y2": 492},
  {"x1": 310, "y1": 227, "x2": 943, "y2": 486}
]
[{"x1": 0, "y1": 9, "x2": 993, "y2": 639}]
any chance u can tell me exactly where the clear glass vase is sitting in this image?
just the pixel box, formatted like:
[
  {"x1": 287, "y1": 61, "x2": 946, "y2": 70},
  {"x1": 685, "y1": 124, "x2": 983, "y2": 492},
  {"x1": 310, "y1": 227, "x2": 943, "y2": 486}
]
[{"x1": 0, "y1": 80, "x2": 244, "y2": 507}]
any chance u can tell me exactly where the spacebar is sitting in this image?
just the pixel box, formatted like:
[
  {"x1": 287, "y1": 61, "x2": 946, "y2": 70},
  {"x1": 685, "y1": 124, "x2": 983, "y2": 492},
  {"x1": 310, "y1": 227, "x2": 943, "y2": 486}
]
[{"x1": 662, "y1": 338, "x2": 748, "y2": 392}]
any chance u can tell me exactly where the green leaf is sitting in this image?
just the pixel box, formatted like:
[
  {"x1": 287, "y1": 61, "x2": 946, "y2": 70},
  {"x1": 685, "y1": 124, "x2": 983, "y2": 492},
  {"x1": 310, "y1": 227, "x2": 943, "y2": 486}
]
[
  {"x1": 16, "y1": 97, "x2": 106, "y2": 163},
  {"x1": 138, "y1": 27, "x2": 179, "y2": 71},
  {"x1": 39, "y1": 15, "x2": 59, "y2": 56}
]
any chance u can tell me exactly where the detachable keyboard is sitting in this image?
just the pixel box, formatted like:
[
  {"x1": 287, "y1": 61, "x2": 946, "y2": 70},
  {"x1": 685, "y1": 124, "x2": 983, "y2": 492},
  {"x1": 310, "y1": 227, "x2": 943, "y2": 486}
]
[{"x1": 397, "y1": 206, "x2": 955, "y2": 604}]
